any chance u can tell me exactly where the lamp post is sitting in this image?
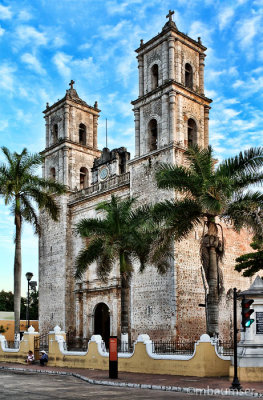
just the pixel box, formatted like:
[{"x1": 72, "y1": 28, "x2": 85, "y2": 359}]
[{"x1": 25, "y1": 272, "x2": 33, "y2": 329}]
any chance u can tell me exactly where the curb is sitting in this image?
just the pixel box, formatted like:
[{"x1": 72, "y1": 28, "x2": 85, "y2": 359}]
[{"x1": 0, "y1": 366, "x2": 262, "y2": 397}]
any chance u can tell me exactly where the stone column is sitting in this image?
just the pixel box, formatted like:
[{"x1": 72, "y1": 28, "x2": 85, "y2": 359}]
[
  {"x1": 64, "y1": 104, "x2": 70, "y2": 140},
  {"x1": 138, "y1": 55, "x2": 144, "y2": 97},
  {"x1": 45, "y1": 117, "x2": 50, "y2": 148},
  {"x1": 93, "y1": 115, "x2": 98, "y2": 148},
  {"x1": 169, "y1": 91, "x2": 176, "y2": 142},
  {"x1": 63, "y1": 147, "x2": 69, "y2": 187},
  {"x1": 162, "y1": 40, "x2": 168, "y2": 81},
  {"x1": 134, "y1": 109, "x2": 140, "y2": 156},
  {"x1": 42, "y1": 163, "x2": 45, "y2": 180},
  {"x1": 175, "y1": 40, "x2": 181, "y2": 83},
  {"x1": 161, "y1": 93, "x2": 169, "y2": 145},
  {"x1": 204, "y1": 106, "x2": 210, "y2": 148},
  {"x1": 199, "y1": 53, "x2": 205, "y2": 95},
  {"x1": 168, "y1": 37, "x2": 175, "y2": 80}
]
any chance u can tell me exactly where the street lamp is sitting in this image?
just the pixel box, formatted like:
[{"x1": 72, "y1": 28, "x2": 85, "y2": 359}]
[{"x1": 25, "y1": 272, "x2": 33, "y2": 329}]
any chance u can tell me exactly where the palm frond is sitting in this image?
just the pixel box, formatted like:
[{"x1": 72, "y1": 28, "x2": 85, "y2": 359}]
[
  {"x1": 217, "y1": 147, "x2": 263, "y2": 178},
  {"x1": 20, "y1": 194, "x2": 40, "y2": 235},
  {"x1": 184, "y1": 145, "x2": 214, "y2": 180},
  {"x1": 74, "y1": 238, "x2": 104, "y2": 279}
]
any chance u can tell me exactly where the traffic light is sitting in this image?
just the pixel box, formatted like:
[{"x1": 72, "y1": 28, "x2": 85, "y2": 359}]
[{"x1": 241, "y1": 298, "x2": 254, "y2": 330}]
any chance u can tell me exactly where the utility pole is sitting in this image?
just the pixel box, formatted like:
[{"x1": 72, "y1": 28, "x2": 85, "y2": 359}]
[{"x1": 230, "y1": 287, "x2": 242, "y2": 390}]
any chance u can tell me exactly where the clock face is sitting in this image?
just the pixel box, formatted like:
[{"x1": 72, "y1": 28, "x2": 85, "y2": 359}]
[{"x1": 99, "y1": 167, "x2": 109, "y2": 180}]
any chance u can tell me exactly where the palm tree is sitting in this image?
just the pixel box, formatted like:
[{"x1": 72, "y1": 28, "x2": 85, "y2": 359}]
[
  {"x1": 0, "y1": 147, "x2": 66, "y2": 337},
  {"x1": 75, "y1": 195, "x2": 171, "y2": 338},
  {"x1": 155, "y1": 145, "x2": 263, "y2": 337}
]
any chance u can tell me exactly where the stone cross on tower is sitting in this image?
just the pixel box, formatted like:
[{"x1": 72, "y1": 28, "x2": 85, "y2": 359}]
[
  {"x1": 166, "y1": 10, "x2": 174, "y2": 22},
  {"x1": 69, "y1": 80, "x2": 75, "y2": 90}
]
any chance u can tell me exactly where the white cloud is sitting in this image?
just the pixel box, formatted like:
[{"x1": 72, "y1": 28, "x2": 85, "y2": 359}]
[
  {"x1": 99, "y1": 20, "x2": 131, "y2": 40},
  {"x1": 15, "y1": 25, "x2": 48, "y2": 48},
  {"x1": 188, "y1": 21, "x2": 214, "y2": 45},
  {"x1": 0, "y1": 5, "x2": 12, "y2": 20},
  {"x1": 78, "y1": 42, "x2": 92, "y2": 51},
  {"x1": 218, "y1": 7, "x2": 234, "y2": 30},
  {"x1": 0, "y1": 119, "x2": 8, "y2": 131},
  {"x1": 0, "y1": 63, "x2": 16, "y2": 92},
  {"x1": 21, "y1": 53, "x2": 46, "y2": 75},
  {"x1": 236, "y1": 15, "x2": 262, "y2": 50},
  {"x1": 52, "y1": 52, "x2": 72, "y2": 78},
  {"x1": 18, "y1": 10, "x2": 33, "y2": 21}
]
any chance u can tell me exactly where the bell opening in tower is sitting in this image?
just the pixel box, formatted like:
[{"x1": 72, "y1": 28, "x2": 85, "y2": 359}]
[{"x1": 148, "y1": 119, "x2": 158, "y2": 151}]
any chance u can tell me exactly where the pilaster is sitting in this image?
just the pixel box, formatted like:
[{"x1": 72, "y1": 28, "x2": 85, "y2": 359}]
[
  {"x1": 134, "y1": 109, "x2": 140, "y2": 156},
  {"x1": 138, "y1": 55, "x2": 144, "y2": 97},
  {"x1": 64, "y1": 104, "x2": 70, "y2": 140},
  {"x1": 204, "y1": 106, "x2": 210, "y2": 148},
  {"x1": 199, "y1": 54, "x2": 205, "y2": 95},
  {"x1": 168, "y1": 37, "x2": 175, "y2": 80},
  {"x1": 93, "y1": 115, "x2": 98, "y2": 148},
  {"x1": 169, "y1": 91, "x2": 176, "y2": 142}
]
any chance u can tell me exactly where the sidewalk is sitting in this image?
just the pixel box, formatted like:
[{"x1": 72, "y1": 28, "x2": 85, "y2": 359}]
[{"x1": 1, "y1": 362, "x2": 263, "y2": 397}]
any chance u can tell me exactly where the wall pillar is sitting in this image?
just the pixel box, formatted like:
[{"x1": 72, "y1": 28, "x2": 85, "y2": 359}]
[
  {"x1": 175, "y1": 40, "x2": 181, "y2": 83},
  {"x1": 162, "y1": 40, "x2": 168, "y2": 81},
  {"x1": 93, "y1": 115, "x2": 98, "y2": 149},
  {"x1": 199, "y1": 53, "x2": 205, "y2": 95},
  {"x1": 204, "y1": 106, "x2": 210, "y2": 148},
  {"x1": 168, "y1": 37, "x2": 175, "y2": 80},
  {"x1": 169, "y1": 91, "x2": 176, "y2": 142},
  {"x1": 161, "y1": 93, "x2": 169, "y2": 145},
  {"x1": 138, "y1": 55, "x2": 144, "y2": 97},
  {"x1": 63, "y1": 147, "x2": 69, "y2": 187},
  {"x1": 64, "y1": 104, "x2": 70, "y2": 140},
  {"x1": 45, "y1": 117, "x2": 50, "y2": 148},
  {"x1": 134, "y1": 109, "x2": 140, "y2": 157}
]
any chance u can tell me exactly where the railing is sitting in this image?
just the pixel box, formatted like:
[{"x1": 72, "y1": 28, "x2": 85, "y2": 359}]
[
  {"x1": 69, "y1": 172, "x2": 130, "y2": 203},
  {"x1": 63, "y1": 334, "x2": 89, "y2": 352},
  {"x1": 34, "y1": 333, "x2": 49, "y2": 360},
  {"x1": 152, "y1": 340, "x2": 195, "y2": 355},
  {"x1": 118, "y1": 341, "x2": 134, "y2": 353},
  {"x1": 215, "y1": 340, "x2": 234, "y2": 357},
  {"x1": 4, "y1": 340, "x2": 20, "y2": 349}
]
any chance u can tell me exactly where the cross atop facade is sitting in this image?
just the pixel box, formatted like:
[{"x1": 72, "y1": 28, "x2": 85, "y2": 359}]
[
  {"x1": 69, "y1": 79, "x2": 75, "y2": 90},
  {"x1": 166, "y1": 10, "x2": 174, "y2": 22}
]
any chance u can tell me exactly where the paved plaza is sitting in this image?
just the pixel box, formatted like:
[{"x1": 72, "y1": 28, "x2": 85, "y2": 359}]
[{"x1": 0, "y1": 370, "x2": 255, "y2": 400}]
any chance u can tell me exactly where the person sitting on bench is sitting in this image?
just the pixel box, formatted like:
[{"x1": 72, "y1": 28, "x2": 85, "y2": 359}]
[{"x1": 40, "y1": 350, "x2": 48, "y2": 366}]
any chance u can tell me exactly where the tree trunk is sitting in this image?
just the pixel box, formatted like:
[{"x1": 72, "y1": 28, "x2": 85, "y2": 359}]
[
  {"x1": 121, "y1": 274, "x2": 130, "y2": 335},
  {"x1": 206, "y1": 221, "x2": 219, "y2": 337},
  {"x1": 14, "y1": 212, "x2": 22, "y2": 338}
]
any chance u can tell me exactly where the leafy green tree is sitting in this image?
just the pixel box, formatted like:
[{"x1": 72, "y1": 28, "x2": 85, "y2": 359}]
[
  {"x1": 75, "y1": 195, "x2": 171, "y2": 337},
  {"x1": 0, "y1": 147, "x2": 66, "y2": 337},
  {"x1": 235, "y1": 234, "x2": 263, "y2": 277},
  {"x1": 155, "y1": 145, "x2": 263, "y2": 337},
  {"x1": 0, "y1": 290, "x2": 14, "y2": 312},
  {"x1": 21, "y1": 290, "x2": 39, "y2": 321}
]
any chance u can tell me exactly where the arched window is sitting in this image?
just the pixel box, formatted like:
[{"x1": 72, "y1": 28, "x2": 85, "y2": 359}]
[
  {"x1": 148, "y1": 119, "x2": 158, "y2": 151},
  {"x1": 151, "y1": 64, "x2": 159, "y2": 90},
  {"x1": 52, "y1": 124, "x2": 58, "y2": 144},
  {"x1": 79, "y1": 123, "x2": 86, "y2": 145},
  {"x1": 187, "y1": 118, "x2": 197, "y2": 147},
  {"x1": 50, "y1": 167, "x2": 56, "y2": 181},
  {"x1": 80, "y1": 167, "x2": 88, "y2": 189},
  {"x1": 185, "y1": 63, "x2": 193, "y2": 89}
]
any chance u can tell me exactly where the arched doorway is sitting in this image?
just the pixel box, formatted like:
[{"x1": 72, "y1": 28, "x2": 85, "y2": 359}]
[{"x1": 94, "y1": 303, "x2": 110, "y2": 348}]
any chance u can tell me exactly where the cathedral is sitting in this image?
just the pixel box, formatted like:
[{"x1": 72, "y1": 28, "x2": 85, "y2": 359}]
[{"x1": 39, "y1": 13, "x2": 252, "y2": 344}]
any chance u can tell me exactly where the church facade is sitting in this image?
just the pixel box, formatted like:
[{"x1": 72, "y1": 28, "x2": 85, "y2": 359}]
[{"x1": 39, "y1": 14, "x2": 252, "y2": 343}]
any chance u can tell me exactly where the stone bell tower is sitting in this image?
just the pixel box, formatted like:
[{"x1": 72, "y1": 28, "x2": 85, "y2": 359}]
[
  {"x1": 42, "y1": 80, "x2": 101, "y2": 191},
  {"x1": 129, "y1": 12, "x2": 212, "y2": 340},
  {"x1": 132, "y1": 10, "x2": 212, "y2": 158},
  {"x1": 39, "y1": 81, "x2": 101, "y2": 333}
]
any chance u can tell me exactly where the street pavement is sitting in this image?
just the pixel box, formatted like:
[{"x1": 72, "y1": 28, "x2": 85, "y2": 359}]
[{"x1": 0, "y1": 370, "x2": 257, "y2": 400}]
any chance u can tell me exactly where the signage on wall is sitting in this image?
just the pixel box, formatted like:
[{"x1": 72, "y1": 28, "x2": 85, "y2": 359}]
[{"x1": 256, "y1": 312, "x2": 263, "y2": 334}]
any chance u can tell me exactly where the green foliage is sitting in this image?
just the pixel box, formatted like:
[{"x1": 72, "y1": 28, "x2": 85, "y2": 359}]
[
  {"x1": 75, "y1": 195, "x2": 172, "y2": 281},
  {"x1": 0, "y1": 290, "x2": 38, "y2": 320},
  {"x1": 155, "y1": 145, "x2": 263, "y2": 230},
  {"x1": 235, "y1": 235, "x2": 263, "y2": 277},
  {"x1": 0, "y1": 290, "x2": 14, "y2": 311},
  {"x1": 0, "y1": 146, "x2": 67, "y2": 230}
]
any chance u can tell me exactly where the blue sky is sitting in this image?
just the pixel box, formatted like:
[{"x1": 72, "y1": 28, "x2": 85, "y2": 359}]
[{"x1": 0, "y1": 0, "x2": 262, "y2": 296}]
